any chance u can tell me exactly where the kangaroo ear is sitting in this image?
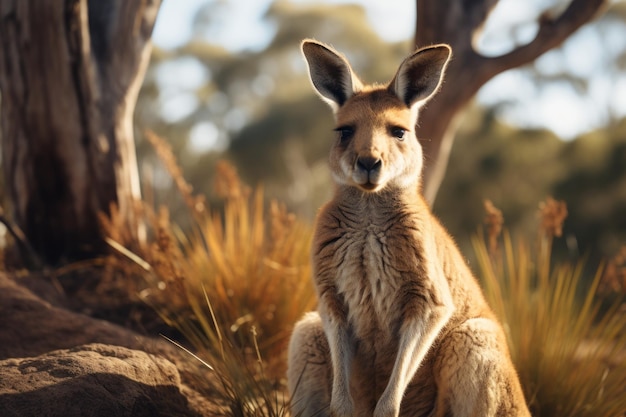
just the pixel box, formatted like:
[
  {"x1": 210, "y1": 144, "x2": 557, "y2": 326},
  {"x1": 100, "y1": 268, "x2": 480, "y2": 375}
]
[
  {"x1": 301, "y1": 39, "x2": 362, "y2": 112},
  {"x1": 389, "y1": 44, "x2": 451, "y2": 109}
]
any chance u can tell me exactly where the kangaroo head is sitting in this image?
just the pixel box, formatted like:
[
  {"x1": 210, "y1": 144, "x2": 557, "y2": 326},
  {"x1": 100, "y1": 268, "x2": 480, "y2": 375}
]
[{"x1": 302, "y1": 40, "x2": 451, "y2": 193}]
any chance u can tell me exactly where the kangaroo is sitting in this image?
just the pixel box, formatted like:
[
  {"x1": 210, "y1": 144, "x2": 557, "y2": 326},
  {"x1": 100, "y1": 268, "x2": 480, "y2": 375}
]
[{"x1": 287, "y1": 40, "x2": 531, "y2": 417}]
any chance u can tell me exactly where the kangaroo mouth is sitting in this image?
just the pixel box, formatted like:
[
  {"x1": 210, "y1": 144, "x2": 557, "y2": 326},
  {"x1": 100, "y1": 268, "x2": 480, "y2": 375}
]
[
  {"x1": 351, "y1": 168, "x2": 383, "y2": 192},
  {"x1": 358, "y1": 181, "x2": 380, "y2": 192}
]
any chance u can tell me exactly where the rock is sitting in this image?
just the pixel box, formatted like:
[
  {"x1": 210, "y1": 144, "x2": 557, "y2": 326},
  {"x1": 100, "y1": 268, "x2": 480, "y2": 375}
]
[
  {"x1": 0, "y1": 343, "x2": 198, "y2": 417},
  {"x1": 0, "y1": 273, "x2": 147, "y2": 360},
  {"x1": 0, "y1": 273, "x2": 215, "y2": 416}
]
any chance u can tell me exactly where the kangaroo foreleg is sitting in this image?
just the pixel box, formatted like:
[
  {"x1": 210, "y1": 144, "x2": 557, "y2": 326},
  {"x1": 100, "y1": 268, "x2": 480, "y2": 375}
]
[{"x1": 374, "y1": 305, "x2": 452, "y2": 417}]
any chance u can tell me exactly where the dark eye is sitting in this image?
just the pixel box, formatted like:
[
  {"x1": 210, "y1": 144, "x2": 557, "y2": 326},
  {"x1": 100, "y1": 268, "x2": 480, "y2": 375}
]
[
  {"x1": 334, "y1": 126, "x2": 355, "y2": 143},
  {"x1": 391, "y1": 127, "x2": 407, "y2": 140}
]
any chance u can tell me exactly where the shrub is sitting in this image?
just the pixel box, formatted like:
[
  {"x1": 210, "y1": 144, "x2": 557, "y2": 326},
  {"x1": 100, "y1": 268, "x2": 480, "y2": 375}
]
[
  {"x1": 474, "y1": 199, "x2": 626, "y2": 417},
  {"x1": 104, "y1": 132, "x2": 317, "y2": 414}
]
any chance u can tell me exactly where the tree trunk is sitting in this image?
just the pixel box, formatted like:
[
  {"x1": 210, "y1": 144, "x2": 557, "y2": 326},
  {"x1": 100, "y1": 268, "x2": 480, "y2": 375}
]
[
  {"x1": 0, "y1": 0, "x2": 160, "y2": 265},
  {"x1": 415, "y1": 0, "x2": 608, "y2": 204}
]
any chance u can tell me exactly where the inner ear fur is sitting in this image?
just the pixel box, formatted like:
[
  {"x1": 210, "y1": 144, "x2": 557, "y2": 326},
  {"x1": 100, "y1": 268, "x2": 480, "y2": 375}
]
[
  {"x1": 301, "y1": 39, "x2": 363, "y2": 110},
  {"x1": 389, "y1": 44, "x2": 451, "y2": 109}
]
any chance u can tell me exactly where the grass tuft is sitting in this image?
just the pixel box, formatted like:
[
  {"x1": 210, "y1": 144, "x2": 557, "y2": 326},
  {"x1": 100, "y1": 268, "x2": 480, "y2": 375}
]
[
  {"x1": 474, "y1": 198, "x2": 626, "y2": 417},
  {"x1": 126, "y1": 132, "x2": 316, "y2": 414}
]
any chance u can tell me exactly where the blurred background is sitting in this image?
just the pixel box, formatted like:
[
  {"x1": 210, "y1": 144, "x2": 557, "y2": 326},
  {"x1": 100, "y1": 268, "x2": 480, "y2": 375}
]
[{"x1": 137, "y1": 0, "x2": 626, "y2": 265}]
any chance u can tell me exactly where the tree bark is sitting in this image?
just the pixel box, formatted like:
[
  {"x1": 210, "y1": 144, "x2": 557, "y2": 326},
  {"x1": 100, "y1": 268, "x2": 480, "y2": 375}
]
[
  {"x1": 414, "y1": 0, "x2": 608, "y2": 204},
  {"x1": 0, "y1": 0, "x2": 160, "y2": 264}
]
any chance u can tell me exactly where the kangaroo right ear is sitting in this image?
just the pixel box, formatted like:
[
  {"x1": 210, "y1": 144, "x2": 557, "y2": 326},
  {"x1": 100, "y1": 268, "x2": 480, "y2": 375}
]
[
  {"x1": 301, "y1": 39, "x2": 362, "y2": 112},
  {"x1": 389, "y1": 44, "x2": 451, "y2": 110}
]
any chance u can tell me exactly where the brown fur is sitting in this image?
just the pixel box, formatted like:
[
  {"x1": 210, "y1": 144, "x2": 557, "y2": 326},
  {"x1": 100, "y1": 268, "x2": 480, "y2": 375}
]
[{"x1": 287, "y1": 40, "x2": 530, "y2": 417}]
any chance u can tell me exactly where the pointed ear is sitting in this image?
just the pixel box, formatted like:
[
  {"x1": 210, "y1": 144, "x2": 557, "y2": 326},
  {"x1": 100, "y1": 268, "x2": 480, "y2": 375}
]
[
  {"x1": 301, "y1": 39, "x2": 362, "y2": 112},
  {"x1": 389, "y1": 44, "x2": 451, "y2": 109}
]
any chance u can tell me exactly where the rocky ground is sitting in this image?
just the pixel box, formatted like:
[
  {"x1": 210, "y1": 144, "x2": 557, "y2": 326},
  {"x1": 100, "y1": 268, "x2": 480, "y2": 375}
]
[{"x1": 0, "y1": 272, "x2": 216, "y2": 417}]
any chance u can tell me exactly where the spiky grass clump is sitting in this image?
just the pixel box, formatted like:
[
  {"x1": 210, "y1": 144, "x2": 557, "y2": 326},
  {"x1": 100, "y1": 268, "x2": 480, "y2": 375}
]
[
  {"x1": 475, "y1": 199, "x2": 626, "y2": 417},
  {"x1": 145, "y1": 175, "x2": 315, "y2": 368},
  {"x1": 109, "y1": 132, "x2": 317, "y2": 415}
]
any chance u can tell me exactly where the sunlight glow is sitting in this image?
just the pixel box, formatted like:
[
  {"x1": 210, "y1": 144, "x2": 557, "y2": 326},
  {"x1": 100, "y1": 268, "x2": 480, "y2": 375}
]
[
  {"x1": 152, "y1": 0, "x2": 625, "y2": 146},
  {"x1": 189, "y1": 121, "x2": 226, "y2": 153}
]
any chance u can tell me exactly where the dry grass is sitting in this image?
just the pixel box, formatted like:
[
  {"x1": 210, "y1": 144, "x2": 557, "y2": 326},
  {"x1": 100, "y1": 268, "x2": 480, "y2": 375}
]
[
  {"x1": 110, "y1": 132, "x2": 317, "y2": 415},
  {"x1": 475, "y1": 199, "x2": 626, "y2": 417},
  {"x1": 600, "y1": 246, "x2": 626, "y2": 297}
]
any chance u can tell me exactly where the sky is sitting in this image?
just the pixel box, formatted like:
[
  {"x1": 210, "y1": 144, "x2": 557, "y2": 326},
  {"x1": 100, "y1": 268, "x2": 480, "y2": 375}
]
[
  {"x1": 152, "y1": 0, "x2": 626, "y2": 142},
  {"x1": 153, "y1": 0, "x2": 416, "y2": 50}
]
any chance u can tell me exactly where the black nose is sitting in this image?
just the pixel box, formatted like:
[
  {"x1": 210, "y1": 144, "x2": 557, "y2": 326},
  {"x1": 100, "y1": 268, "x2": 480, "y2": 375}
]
[{"x1": 356, "y1": 156, "x2": 382, "y2": 172}]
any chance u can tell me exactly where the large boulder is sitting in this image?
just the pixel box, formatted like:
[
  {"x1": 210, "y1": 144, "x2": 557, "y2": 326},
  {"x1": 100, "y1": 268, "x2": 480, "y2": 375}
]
[
  {"x1": 0, "y1": 273, "x2": 148, "y2": 360},
  {"x1": 0, "y1": 273, "x2": 214, "y2": 416},
  {"x1": 0, "y1": 343, "x2": 197, "y2": 417}
]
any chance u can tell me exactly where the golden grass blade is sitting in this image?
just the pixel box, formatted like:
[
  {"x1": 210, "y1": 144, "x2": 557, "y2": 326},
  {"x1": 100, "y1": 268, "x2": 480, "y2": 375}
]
[
  {"x1": 105, "y1": 237, "x2": 152, "y2": 271},
  {"x1": 161, "y1": 334, "x2": 215, "y2": 371}
]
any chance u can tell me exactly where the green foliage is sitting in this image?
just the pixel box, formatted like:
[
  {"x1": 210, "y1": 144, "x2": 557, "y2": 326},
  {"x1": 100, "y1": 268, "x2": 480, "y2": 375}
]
[
  {"x1": 553, "y1": 119, "x2": 626, "y2": 259},
  {"x1": 474, "y1": 201, "x2": 626, "y2": 417},
  {"x1": 435, "y1": 108, "x2": 564, "y2": 247},
  {"x1": 435, "y1": 109, "x2": 626, "y2": 264}
]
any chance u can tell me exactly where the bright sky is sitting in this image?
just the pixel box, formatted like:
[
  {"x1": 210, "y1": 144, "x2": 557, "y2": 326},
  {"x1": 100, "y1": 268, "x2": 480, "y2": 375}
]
[
  {"x1": 153, "y1": 0, "x2": 415, "y2": 50},
  {"x1": 152, "y1": 0, "x2": 626, "y2": 143}
]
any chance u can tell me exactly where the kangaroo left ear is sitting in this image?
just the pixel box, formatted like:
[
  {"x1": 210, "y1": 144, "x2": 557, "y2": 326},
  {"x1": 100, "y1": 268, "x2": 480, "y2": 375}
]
[
  {"x1": 301, "y1": 39, "x2": 363, "y2": 112},
  {"x1": 389, "y1": 44, "x2": 451, "y2": 109}
]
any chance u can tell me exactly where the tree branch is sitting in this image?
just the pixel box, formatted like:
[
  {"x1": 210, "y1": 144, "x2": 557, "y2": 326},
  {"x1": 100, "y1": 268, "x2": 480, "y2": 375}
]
[
  {"x1": 415, "y1": 0, "x2": 499, "y2": 48},
  {"x1": 414, "y1": 0, "x2": 609, "y2": 204},
  {"x1": 480, "y1": 0, "x2": 609, "y2": 89}
]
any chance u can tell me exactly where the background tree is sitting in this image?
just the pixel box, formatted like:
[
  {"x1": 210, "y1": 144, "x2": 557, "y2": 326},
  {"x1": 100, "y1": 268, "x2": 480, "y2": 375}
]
[
  {"x1": 415, "y1": 0, "x2": 608, "y2": 203},
  {"x1": 0, "y1": 0, "x2": 161, "y2": 264}
]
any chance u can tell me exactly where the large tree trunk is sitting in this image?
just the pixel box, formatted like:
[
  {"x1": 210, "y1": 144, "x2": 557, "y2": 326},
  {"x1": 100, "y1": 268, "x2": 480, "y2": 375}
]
[
  {"x1": 0, "y1": 0, "x2": 160, "y2": 264},
  {"x1": 415, "y1": 0, "x2": 608, "y2": 204}
]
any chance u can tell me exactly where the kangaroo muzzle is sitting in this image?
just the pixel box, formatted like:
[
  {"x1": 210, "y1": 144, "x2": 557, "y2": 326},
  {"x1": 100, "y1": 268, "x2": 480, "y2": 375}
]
[{"x1": 354, "y1": 154, "x2": 383, "y2": 190}]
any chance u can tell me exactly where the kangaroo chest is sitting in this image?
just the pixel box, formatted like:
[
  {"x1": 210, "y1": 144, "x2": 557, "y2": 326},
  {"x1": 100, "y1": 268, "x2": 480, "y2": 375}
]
[{"x1": 325, "y1": 218, "x2": 424, "y2": 342}]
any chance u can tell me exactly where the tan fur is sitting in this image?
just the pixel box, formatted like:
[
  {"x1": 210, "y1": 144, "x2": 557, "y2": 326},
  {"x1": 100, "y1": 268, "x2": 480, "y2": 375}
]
[{"x1": 287, "y1": 40, "x2": 530, "y2": 417}]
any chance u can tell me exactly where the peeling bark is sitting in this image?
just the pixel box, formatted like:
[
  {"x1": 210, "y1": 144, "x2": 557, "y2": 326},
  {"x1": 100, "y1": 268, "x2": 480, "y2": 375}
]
[
  {"x1": 0, "y1": 0, "x2": 161, "y2": 264},
  {"x1": 414, "y1": 0, "x2": 608, "y2": 204}
]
